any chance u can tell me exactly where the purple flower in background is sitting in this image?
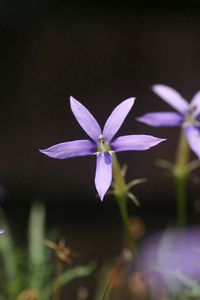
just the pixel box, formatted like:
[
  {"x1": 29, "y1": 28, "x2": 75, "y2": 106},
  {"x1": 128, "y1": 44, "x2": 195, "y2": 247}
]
[
  {"x1": 140, "y1": 227, "x2": 200, "y2": 296},
  {"x1": 137, "y1": 84, "x2": 200, "y2": 158},
  {"x1": 0, "y1": 229, "x2": 4, "y2": 234},
  {"x1": 40, "y1": 97, "x2": 165, "y2": 200}
]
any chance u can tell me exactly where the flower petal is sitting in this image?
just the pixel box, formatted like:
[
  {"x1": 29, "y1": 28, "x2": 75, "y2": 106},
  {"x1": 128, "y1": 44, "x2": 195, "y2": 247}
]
[
  {"x1": 191, "y1": 90, "x2": 200, "y2": 117},
  {"x1": 0, "y1": 229, "x2": 4, "y2": 234},
  {"x1": 103, "y1": 98, "x2": 135, "y2": 142},
  {"x1": 152, "y1": 84, "x2": 189, "y2": 114},
  {"x1": 111, "y1": 135, "x2": 166, "y2": 152},
  {"x1": 95, "y1": 152, "x2": 112, "y2": 201},
  {"x1": 70, "y1": 96, "x2": 102, "y2": 141},
  {"x1": 184, "y1": 125, "x2": 200, "y2": 158},
  {"x1": 39, "y1": 139, "x2": 96, "y2": 159},
  {"x1": 137, "y1": 112, "x2": 183, "y2": 127}
]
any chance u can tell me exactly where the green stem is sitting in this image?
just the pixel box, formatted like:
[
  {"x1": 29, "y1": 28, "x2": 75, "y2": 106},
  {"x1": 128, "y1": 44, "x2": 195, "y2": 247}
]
[
  {"x1": 112, "y1": 154, "x2": 126, "y2": 194},
  {"x1": 116, "y1": 195, "x2": 136, "y2": 254},
  {"x1": 175, "y1": 176, "x2": 187, "y2": 227},
  {"x1": 112, "y1": 156, "x2": 153, "y2": 298},
  {"x1": 53, "y1": 261, "x2": 63, "y2": 300},
  {"x1": 112, "y1": 154, "x2": 136, "y2": 254},
  {"x1": 175, "y1": 129, "x2": 190, "y2": 169},
  {"x1": 173, "y1": 130, "x2": 190, "y2": 227}
]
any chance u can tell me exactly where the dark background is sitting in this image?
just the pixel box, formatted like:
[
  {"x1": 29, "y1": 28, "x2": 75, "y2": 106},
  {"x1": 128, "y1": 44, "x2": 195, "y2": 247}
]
[
  {"x1": 0, "y1": 1, "x2": 200, "y2": 298},
  {"x1": 1, "y1": 0, "x2": 200, "y2": 204}
]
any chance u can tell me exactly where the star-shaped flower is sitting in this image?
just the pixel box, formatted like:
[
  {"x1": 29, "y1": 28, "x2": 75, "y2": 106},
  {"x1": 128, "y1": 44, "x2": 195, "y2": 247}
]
[
  {"x1": 40, "y1": 97, "x2": 165, "y2": 200},
  {"x1": 137, "y1": 84, "x2": 200, "y2": 158}
]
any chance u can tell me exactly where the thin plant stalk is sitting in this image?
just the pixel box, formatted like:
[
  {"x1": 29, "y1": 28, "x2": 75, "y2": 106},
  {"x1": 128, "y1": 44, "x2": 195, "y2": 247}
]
[
  {"x1": 101, "y1": 154, "x2": 151, "y2": 299},
  {"x1": 28, "y1": 202, "x2": 46, "y2": 291},
  {"x1": 53, "y1": 261, "x2": 64, "y2": 300},
  {"x1": 173, "y1": 129, "x2": 190, "y2": 227},
  {"x1": 112, "y1": 154, "x2": 136, "y2": 254}
]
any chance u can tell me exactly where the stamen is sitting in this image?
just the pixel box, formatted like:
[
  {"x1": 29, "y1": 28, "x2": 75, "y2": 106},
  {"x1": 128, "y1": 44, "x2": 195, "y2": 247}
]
[
  {"x1": 98, "y1": 134, "x2": 104, "y2": 141},
  {"x1": 188, "y1": 104, "x2": 197, "y2": 114},
  {"x1": 183, "y1": 105, "x2": 200, "y2": 128},
  {"x1": 96, "y1": 134, "x2": 112, "y2": 153}
]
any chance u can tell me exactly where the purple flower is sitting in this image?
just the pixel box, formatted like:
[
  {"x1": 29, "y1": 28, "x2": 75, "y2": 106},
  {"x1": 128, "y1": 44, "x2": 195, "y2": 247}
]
[
  {"x1": 40, "y1": 97, "x2": 165, "y2": 200},
  {"x1": 140, "y1": 227, "x2": 200, "y2": 295},
  {"x1": 0, "y1": 229, "x2": 4, "y2": 234},
  {"x1": 137, "y1": 84, "x2": 200, "y2": 158}
]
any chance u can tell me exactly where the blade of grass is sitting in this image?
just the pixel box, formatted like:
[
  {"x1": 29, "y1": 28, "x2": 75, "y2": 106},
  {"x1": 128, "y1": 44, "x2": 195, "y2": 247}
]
[
  {"x1": 0, "y1": 207, "x2": 20, "y2": 297},
  {"x1": 28, "y1": 201, "x2": 46, "y2": 290},
  {"x1": 43, "y1": 262, "x2": 97, "y2": 299}
]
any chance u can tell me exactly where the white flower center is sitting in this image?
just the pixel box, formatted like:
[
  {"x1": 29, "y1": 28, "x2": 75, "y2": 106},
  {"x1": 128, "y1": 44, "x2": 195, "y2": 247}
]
[{"x1": 95, "y1": 135, "x2": 113, "y2": 156}]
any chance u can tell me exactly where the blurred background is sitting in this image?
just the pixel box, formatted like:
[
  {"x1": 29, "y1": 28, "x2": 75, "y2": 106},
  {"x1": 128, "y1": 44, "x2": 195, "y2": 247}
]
[{"x1": 0, "y1": 0, "x2": 200, "y2": 298}]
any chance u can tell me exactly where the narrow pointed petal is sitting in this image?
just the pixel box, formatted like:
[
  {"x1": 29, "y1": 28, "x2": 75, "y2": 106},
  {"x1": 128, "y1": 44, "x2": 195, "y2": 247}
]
[
  {"x1": 111, "y1": 135, "x2": 165, "y2": 152},
  {"x1": 184, "y1": 125, "x2": 200, "y2": 158},
  {"x1": 95, "y1": 152, "x2": 112, "y2": 201},
  {"x1": 191, "y1": 90, "x2": 200, "y2": 117},
  {"x1": 70, "y1": 96, "x2": 102, "y2": 141},
  {"x1": 39, "y1": 139, "x2": 96, "y2": 159},
  {"x1": 152, "y1": 84, "x2": 189, "y2": 114},
  {"x1": 103, "y1": 98, "x2": 135, "y2": 142},
  {"x1": 137, "y1": 112, "x2": 183, "y2": 127}
]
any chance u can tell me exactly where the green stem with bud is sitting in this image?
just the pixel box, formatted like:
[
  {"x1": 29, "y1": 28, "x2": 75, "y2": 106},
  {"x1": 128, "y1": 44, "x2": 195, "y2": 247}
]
[
  {"x1": 112, "y1": 154, "x2": 154, "y2": 299},
  {"x1": 112, "y1": 154, "x2": 136, "y2": 254}
]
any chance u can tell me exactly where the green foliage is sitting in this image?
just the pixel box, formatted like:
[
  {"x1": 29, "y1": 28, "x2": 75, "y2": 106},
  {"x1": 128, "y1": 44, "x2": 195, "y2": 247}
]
[
  {"x1": 43, "y1": 262, "x2": 97, "y2": 300},
  {"x1": 0, "y1": 202, "x2": 96, "y2": 300}
]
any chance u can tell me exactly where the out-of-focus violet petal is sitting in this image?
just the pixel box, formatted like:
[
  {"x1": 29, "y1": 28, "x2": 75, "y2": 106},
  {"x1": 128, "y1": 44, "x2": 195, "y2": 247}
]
[
  {"x1": 95, "y1": 152, "x2": 112, "y2": 201},
  {"x1": 191, "y1": 90, "x2": 200, "y2": 117},
  {"x1": 184, "y1": 125, "x2": 200, "y2": 158},
  {"x1": 40, "y1": 140, "x2": 96, "y2": 159},
  {"x1": 0, "y1": 229, "x2": 4, "y2": 234},
  {"x1": 137, "y1": 112, "x2": 183, "y2": 127},
  {"x1": 70, "y1": 96, "x2": 102, "y2": 141},
  {"x1": 152, "y1": 84, "x2": 189, "y2": 114},
  {"x1": 103, "y1": 98, "x2": 135, "y2": 142},
  {"x1": 140, "y1": 227, "x2": 200, "y2": 293},
  {"x1": 111, "y1": 135, "x2": 165, "y2": 152}
]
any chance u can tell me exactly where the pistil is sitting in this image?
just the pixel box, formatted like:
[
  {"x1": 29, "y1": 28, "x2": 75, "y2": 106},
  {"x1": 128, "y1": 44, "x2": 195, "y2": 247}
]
[{"x1": 97, "y1": 135, "x2": 112, "y2": 154}]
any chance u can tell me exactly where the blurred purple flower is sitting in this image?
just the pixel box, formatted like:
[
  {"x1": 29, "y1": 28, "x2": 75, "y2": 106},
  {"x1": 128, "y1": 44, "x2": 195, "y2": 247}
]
[
  {"x1": 140, "y1": 227, "x2": 200, "y2": 296},
  {"x1": 40, "y1": 97, "x2": 165, "y2": 200},
  {"x1": 0, "y1": 229, "x2": 4, "y2": 234},
  {"x1": 137, "y1": 84, "x2": 200, "y2": 158}
]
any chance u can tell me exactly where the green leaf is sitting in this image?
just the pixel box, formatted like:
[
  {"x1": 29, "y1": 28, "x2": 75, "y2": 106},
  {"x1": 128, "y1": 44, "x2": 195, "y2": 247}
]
[
  {"x1": 0, "y1": 207, "x2": 21, "y2": 297},
  {"x1": 43, "y1": 262, "x2": 97, "y2": 299},
  {"x1": 59, "y1": 262, "x2": 97, "y2": 285},
  {"x1": 28, "y1": 201, "x2": 46, "y2": 290}
]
